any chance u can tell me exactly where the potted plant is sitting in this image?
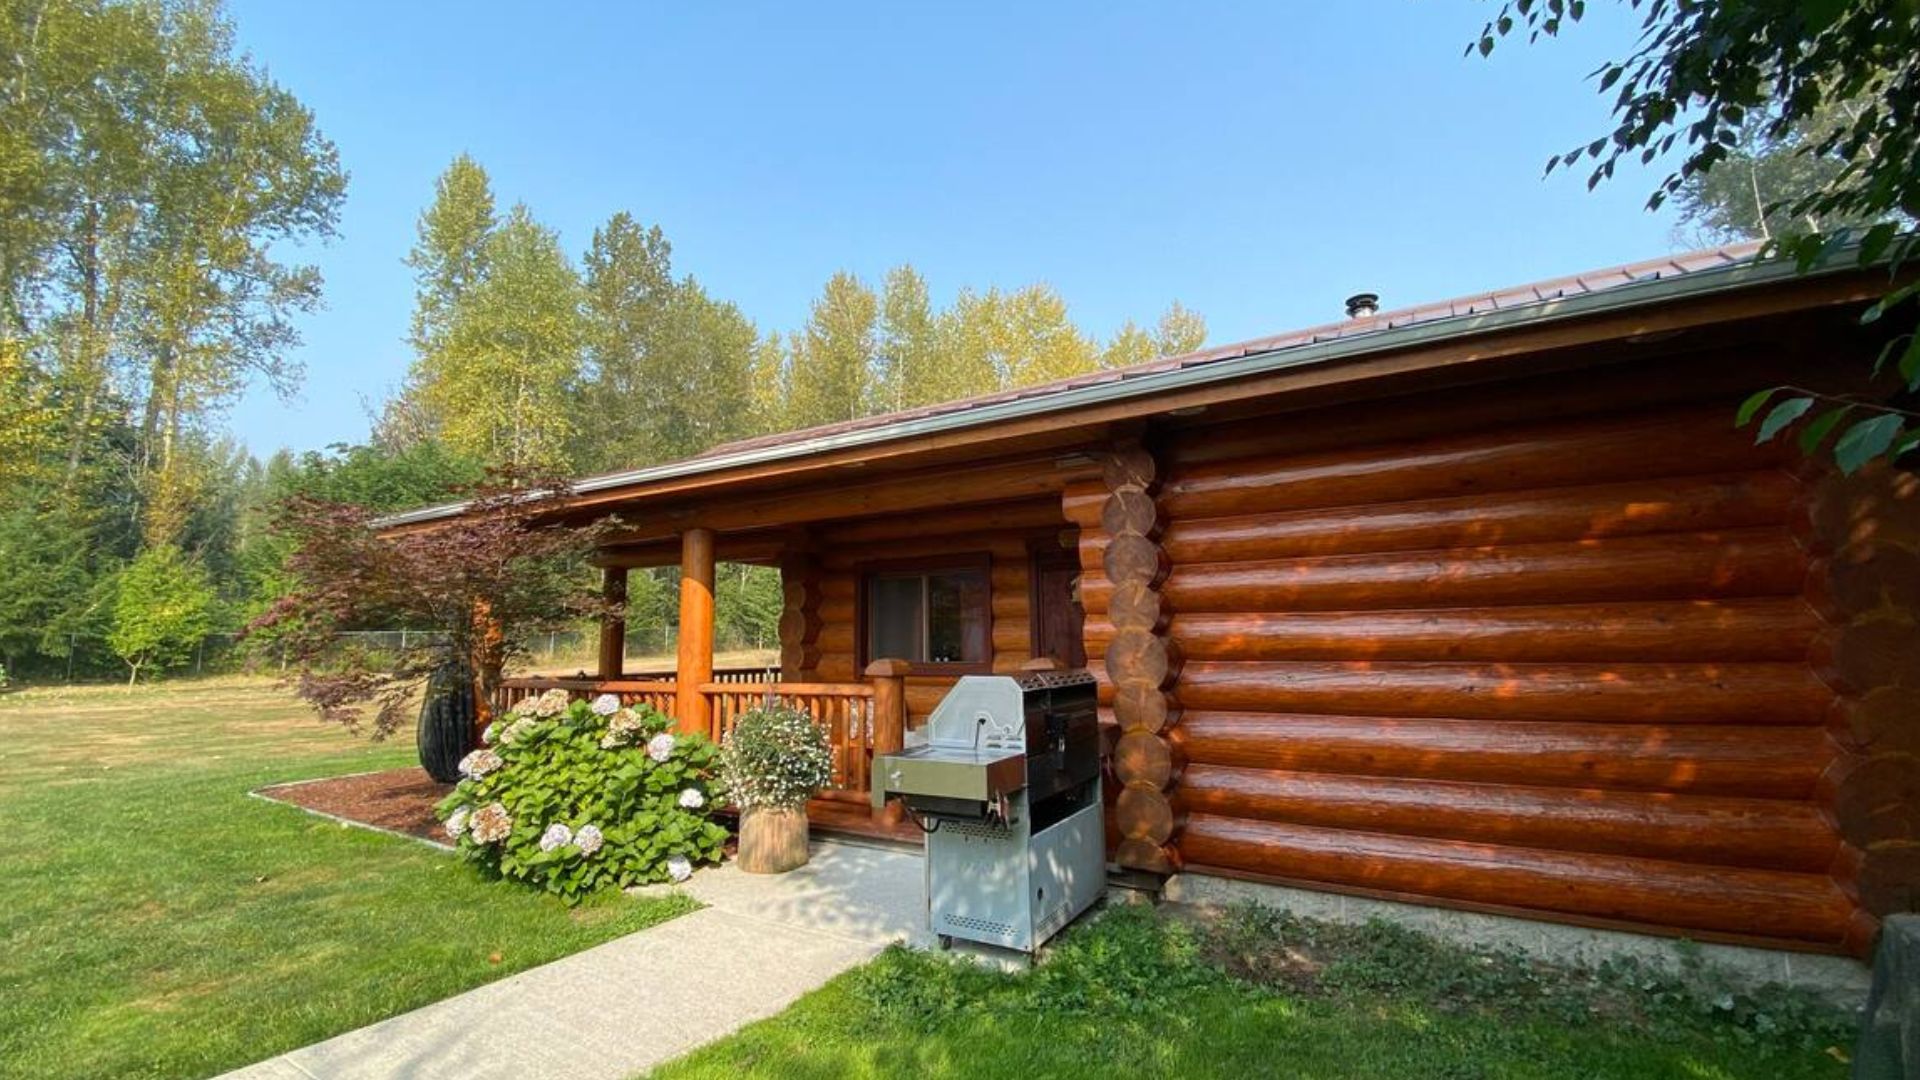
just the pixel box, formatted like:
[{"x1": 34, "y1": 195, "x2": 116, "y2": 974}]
[{"x1": 718, "y1": 703, "x2": 832, "y2": 873}]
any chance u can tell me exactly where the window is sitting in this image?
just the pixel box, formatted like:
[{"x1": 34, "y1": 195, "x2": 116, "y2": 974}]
[{"x1": 861, "y1": 560, "x2": 990, "y2": 669}]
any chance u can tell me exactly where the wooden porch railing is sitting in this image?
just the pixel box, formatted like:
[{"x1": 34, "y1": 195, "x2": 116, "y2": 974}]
[
  {"x1": 705, "y1": 682, "x2": 875, "y2": 794},
  {"x1": 494, "y1": 659, "x2": 911, "y2": 816},
  {"x1": 497, "y1": 676, "x2": 677, "y2": 715}
]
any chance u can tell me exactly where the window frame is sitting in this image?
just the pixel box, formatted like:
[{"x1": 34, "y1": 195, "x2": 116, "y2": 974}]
[{"x1": 854, "y1": 552, "x2": 994, "y2": 676}]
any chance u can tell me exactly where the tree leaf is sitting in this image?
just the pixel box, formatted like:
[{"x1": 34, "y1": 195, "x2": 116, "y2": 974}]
[
  {"x1": 1873, "y1": 333, "x2": 1911, "y2": 375},
  {"x1": 1901, "y1": 334, "x2": 1920, "y2": 392},
  {"x1": 1859, "y1": 222, "x2": 1897, "y2": 266},
  {"x1": 1860, "y1": 281, "x2": 1918, "y2": 325},
  {"x1": 1735, "y1": 387, "x2": 1779, "y2": 426},
  {"x1": 1755, "y1": 397, "x2": 1813, "y2": 443},
  {"x1": 1797, "y1": 405, "x2": 1852, "y2": 454},
  {"x1": 1833, "y1": 413, "x2": 1906, "y2": 474},
  {"x1": 1893, "y1": 430, "x2": 1920, "y2": 463}
]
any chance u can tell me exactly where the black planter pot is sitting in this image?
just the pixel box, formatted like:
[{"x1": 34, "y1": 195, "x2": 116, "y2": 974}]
[{"x1": 417, "y1": 664, "x2": 477, "y2": 783}]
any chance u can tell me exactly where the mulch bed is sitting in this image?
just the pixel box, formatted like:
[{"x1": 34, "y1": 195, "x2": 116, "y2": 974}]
[
  {"x1": 257, "y1": 767, "x2": 454, "y2": 843},
  {"x1": 256, "y1": 767, "x2": 920, "y2": 851}
]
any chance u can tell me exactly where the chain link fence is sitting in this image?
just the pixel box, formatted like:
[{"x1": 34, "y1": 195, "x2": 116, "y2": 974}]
[{"x1": 14, "y1": 621, "x2": 777, "y2": 684}]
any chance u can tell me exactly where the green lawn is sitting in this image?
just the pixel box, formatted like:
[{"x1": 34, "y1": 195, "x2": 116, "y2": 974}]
[
  {"x1": 0, "y1": 677, "x2": 694, "y2": 1080},
  {"x1": 656, "y1": 903, "x2": 1856, "y2": 1080}
]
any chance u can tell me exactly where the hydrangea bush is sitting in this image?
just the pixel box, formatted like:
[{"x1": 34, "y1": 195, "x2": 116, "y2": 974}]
[
  {"x1": 435, "y1": 689, "x2": 729, "y2": 901},
  {"x1": 718, "y1": 704, "x2": 833, "y2": 810}
]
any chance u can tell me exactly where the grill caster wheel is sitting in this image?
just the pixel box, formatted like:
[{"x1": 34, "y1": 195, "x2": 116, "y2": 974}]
[{"x1": 937, "y1": 934, "x2": 953, "y2": 951}]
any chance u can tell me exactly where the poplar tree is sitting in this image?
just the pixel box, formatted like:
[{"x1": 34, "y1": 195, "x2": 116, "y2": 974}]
[
  {"x1": 576, "y1": 212, "x2": 674, "y2": 470},
  {"x1": 940, "y1": 284, "x2": 1097, "y2": 391},
  {"x1": 418, "y1": 204, "x2": 585, "y2": 471},
  {"x1": 1154, "y1": 301, "x2": 1208, "y2": 356},
  {"x1": 406, "y1": 155, "x2": 497, "y2": 358},
  {"x1": 787, "y1": 271, "x2": 878, "y2": 428},
  {"x1": 744, "y1": 331, "x2": 791, "y2": 436},
  {"x1": 873, "y1": 264, "x2": 939, "y2": 412}
]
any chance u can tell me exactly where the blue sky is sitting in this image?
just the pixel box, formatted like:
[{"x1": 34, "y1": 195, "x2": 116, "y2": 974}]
[{"x1": 224, "y1": 1, "x2": 1679, "y2": 457}]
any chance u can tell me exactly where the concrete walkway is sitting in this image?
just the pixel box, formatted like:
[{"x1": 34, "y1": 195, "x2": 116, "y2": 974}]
[{"x1": 223, "y1": 840, "x2": 925, "y2": 1080}]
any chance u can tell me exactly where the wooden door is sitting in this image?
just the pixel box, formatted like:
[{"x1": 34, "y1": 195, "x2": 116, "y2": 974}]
[{"x1": 1030, "y1": 547, "x2": 1087, "y2": 669}]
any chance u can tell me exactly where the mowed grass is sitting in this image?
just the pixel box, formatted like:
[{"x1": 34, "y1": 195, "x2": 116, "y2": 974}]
[
  {"x1": 656, "y1": 904, "x2": 1854, "y2": 1080},
  {"x1": 0, "y1": 678, "x2": 694, "y2": 1080}
]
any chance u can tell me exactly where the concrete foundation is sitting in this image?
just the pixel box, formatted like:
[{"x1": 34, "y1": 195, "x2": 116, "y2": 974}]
[{"x1": 1163, "y1": 872, "x2": 1872, "y2": 1007}]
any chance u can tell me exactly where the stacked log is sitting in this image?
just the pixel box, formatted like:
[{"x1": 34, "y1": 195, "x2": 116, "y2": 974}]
[
  {"x1": 777, "y1": 549, "x2": 822, "y2": 681},
  {"x1": 1808, "y1": 463, "x2": 1920, "y2": 945},
  {"x1": 1146, "y1": 404, "x2": 1873, "y2": 953},
  {"x1": 1088, "y1": 442, "x2": 1182, "y2": 874}
]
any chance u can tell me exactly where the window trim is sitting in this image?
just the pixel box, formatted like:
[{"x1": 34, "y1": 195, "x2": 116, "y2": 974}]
[{"x1": 855, "y1": 553, "x2": 994, "y2": 676}]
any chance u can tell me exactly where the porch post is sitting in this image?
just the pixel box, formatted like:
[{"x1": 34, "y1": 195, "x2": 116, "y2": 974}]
[
  {"x1": 865, "y1": 658, "x2": 911, "y2": 823},
  {"x1": 864, "y1": 659, "x2": 911, "y2": 756},
  {"x1": 675, "y1": 528, "x2": 715, "y2": 735},
  {"x1": 597, "y1": 565, "x2": 627, "y2": 680}
]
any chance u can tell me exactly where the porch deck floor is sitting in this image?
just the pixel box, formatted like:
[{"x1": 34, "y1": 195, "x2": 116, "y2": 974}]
[{"x1": 797, "y1": 796, "x2": 925, "y2": 846}]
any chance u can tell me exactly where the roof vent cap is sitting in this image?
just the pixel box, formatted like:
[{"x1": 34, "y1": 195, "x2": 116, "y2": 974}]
[{"x1": 1345, "y1": 292, "x2": 1380, "y2": 319}]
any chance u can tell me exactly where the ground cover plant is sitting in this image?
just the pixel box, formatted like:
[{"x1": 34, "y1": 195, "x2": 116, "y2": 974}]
[
  {"x1": 0, "y1": 678, "x2": 694, "y2": 1080},
  {"x1": 437, "y1": 690, "x2": 729, "y2": 900},
  {"x1": 655, "y1": 902, "x2": 1857, "y2": 1080}
]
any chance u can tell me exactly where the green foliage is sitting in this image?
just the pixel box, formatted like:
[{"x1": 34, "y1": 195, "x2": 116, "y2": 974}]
[
  {"x1": 1201, "y1": 904, "x2": 1853, "y2": 1051},
  {"x1": 269, "y1": 440, "x2": 483, "y2": 513},
  {"x1": 717, "y1": 704, "x2": 832, "y2": 810},
  {"x1": 436, "y1": 691, "x2": 729, "y2": 901},
  {"x1": 1475, "y1": 0, "x2": 1918, "y2": 474},
  {"x1": 0, "y1": 0, "x2": 345, "y2": 678},
  {"x1": 107, "y1": 544, "x2": 217, "y2": 682},
  {"x1": 1674, "y1": 104, "x2": 1894, "y2": 242},
  {"x1": 571, "y1": 213, "x2": 762, "y2": 472},
  {"x1": 419, "y1": 204, "x2": 587, "y2": 471},
  {"x1": 757, "y1": 265, "x2": 1207, "y2": 431},
  {"x1": 788, "y1": 270, "x2": 881, "y2": 428},
  {"x1": 715, "y1": 564, "x2": 782, "y2": 649},
  {"x1": 659, "y1": 903, "x2": 1853, "y2": 1080},
  {"x1": 406, "y1": 153, "x2": 497, "y2": 360}
]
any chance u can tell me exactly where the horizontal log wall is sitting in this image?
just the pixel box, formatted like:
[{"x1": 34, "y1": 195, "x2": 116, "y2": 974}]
[
  {"x1": 1080, "y1": 397, "x2": 1903, "y2": 955},
  {"x1": 789, "y1": 497, "x2": 1066, "y2": 727}
]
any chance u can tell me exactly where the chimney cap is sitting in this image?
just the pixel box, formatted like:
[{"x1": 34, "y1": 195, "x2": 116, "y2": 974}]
[{"x1": 1345, "y1": 292, "x2": 1380, "y2": 319}]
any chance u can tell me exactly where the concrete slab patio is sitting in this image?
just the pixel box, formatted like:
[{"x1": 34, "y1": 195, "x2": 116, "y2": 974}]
[{"x1": 221, "y1": 840, "x2": 924, "y2": 1080}]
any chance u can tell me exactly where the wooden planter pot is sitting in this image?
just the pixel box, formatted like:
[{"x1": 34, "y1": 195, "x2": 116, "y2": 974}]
[{"x1": 738, "y1": 806, "x2": 809, "y2": 874}]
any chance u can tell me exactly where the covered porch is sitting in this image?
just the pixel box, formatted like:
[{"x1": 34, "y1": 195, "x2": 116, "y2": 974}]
[{"x1": 493, "y1": 482, "x2": 1094, "y2": 843}]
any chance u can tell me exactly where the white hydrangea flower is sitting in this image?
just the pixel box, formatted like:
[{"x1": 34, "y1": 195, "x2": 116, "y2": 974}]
[
  {"x1": 575, "y1": 824, "x2": 604, "y2": 856},
  {"x1": 458, "y1": 748, "x2": 503, "y2": 779},
  {"x1": 677, "y1": 788, "x2": 705, "y2": 810},
  {"x1": 498, "y1": 717, "x2": 536, "y2": 745},
  {"x1": 647, "y1": 733, "x2": 676, "y2": 762},
  {"x1": 480, "y1": 722, "x2": 497, "y2": 746},
  {"x1": 601, "y1": 709, "x2": 645, "y2": 748},
  {"x1": 443, "y1": 805, "x2": 471, "y2": 839},
  {"x1": 532, "y1": 688, "x2": 572, "y2": 717},
  {"x1": 469, "y1": 802, "x2": 512, "y2": 843},
  {"x1": 538, "y1": 822, "x2": 574, "y2": 852},
  {"x1": 589, "y1": 693, "x2": 621, "y2": 716},
  {"x1": 666, "y1": 854, "x2": 692, "y2": 882}
]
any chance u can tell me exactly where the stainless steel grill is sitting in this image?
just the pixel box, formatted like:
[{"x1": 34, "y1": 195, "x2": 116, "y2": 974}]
[{"x1": 872, "y1": 672, "x2": 1106, "y2": 952}]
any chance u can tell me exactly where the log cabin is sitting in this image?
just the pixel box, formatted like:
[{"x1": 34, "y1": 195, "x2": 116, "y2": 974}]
[{"x1": 380, "y1": 242, "x2": 1920, "y2": 964}]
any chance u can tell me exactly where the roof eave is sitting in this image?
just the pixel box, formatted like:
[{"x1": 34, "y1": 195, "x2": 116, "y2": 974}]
[{"x1": 373, "y1": 246, "x2": 1875, "y2": 531}]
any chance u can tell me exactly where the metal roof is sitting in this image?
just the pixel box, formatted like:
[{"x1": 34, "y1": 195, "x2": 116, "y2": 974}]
[{"x1": 376, "y1": 240, "x2": 1846, "y2": 530}]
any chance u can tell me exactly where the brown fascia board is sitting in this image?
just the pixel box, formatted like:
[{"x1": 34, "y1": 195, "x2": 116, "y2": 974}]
[{"x1": 374, "y1": 256, "x2": 1898, "y2": 536}]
